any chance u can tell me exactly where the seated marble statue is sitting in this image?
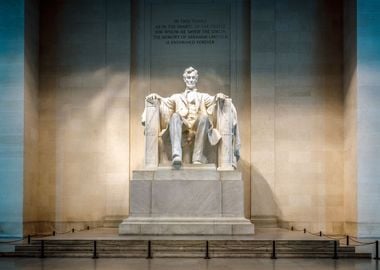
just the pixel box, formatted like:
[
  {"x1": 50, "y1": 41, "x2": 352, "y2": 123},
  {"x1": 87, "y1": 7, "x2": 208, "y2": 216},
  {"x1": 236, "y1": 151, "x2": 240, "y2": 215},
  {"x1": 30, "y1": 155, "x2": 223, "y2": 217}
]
[{"x1": 143, "y1": 67, "x2": 240, "y2": 169}]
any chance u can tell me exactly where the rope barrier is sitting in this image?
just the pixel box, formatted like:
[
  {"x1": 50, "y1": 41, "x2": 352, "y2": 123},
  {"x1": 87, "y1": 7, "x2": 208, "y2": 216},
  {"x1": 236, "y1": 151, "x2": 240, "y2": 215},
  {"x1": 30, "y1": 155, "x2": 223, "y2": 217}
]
[
  {"x1": 306, "y1": 231, "x2": 321, "y2": 237},
  {"x1": 349, "y1": 236, "x2": 376, "y2": 244},
  {"x1": 309, "y1": 231, "x2": 344, "y2": 239},
  {"x1": 2, "y1": 225, "x2": 378, "y2": 260},
  {"x1": 0, "y1": 236, "x2": 28, "y2": 244},
  {"x1": 324, "y1": 233, "x2": 346, "y2": 237},
  {"x1": 0, "y1": 226, "x2": 101, "y2": 246},
  {"x1": 323, "y1": 235, "x2": 346, "y2": 241},
  {"x1": 289, "y1": 227, "x2": 379, "y2": 259},
  {"x1": 348, "y1": 237, "x2": 377, "y2": 246},
  {"x1": 291, "y1": 227, "x2": 360, "y2": 242}
]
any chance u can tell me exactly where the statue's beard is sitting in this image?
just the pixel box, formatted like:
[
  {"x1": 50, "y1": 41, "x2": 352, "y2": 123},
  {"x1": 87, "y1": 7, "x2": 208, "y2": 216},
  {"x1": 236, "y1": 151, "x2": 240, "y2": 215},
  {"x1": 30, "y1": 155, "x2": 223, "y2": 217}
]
[{"x1": 186, "y1": 83, "x2": 196, "y2": 89}]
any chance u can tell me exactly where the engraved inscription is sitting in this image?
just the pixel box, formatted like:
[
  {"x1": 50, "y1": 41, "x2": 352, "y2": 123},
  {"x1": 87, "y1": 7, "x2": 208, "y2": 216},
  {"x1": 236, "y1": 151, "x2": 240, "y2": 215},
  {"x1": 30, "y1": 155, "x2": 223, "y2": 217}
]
[{"x1": 152, "y1": 18, "x2": 228, "y2": 45}]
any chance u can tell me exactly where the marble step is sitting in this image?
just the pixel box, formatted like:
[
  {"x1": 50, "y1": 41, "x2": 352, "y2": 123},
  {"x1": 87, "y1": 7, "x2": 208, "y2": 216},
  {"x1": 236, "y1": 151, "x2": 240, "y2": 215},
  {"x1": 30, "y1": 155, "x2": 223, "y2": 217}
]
[
  {"x1": 251, "y1": 216, "x2": 279, "y2": 228},
  {"x1": 103, "y1": 216, "x2": 125, "y2": 228},
  {"x1": 12, "y1": 240, "x2": 372, "y2": 259}
]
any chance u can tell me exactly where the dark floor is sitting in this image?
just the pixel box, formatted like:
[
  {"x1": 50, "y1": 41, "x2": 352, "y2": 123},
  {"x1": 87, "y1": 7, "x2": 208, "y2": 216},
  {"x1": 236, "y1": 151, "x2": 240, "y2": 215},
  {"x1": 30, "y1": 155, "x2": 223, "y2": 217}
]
[{"x1": 0, "y1": 258, "x2": 379, "y2": 270}]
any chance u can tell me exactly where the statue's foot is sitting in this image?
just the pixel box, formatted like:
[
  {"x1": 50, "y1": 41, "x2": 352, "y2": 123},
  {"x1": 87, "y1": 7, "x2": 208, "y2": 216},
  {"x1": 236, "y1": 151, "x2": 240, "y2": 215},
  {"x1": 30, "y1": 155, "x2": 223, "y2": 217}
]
[
  {"x1": 172, "y1": 156, "x2": 182, "y2": 169},
  {"x1": 193, "y1": 160, "x2": 202, "y2": 165}
]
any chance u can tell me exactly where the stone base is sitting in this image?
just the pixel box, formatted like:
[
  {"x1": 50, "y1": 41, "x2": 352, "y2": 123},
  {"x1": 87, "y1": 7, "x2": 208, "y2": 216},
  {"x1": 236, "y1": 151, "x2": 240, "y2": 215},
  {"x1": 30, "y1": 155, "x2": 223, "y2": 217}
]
[
  {"x1": 119, "y1": 217, "x2": 254, "y2": 235},
  {"x1": 119, "y1": 166, "x2": 254, "y2": 235}
]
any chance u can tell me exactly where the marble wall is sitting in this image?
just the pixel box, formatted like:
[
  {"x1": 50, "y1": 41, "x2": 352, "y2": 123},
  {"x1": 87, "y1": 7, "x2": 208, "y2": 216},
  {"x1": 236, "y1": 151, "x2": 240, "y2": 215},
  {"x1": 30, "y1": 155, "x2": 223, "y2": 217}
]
[
  {"x1": 356, "y1": 0, "x2": 380, "y2": 237},
  {"x1": 251, "y1": 0, "x2": 345, "y2": 232},
  {"x1": 38, "y1": 0, "x2": 131, "y2": 231},
  {"x1": 2, "y1": 0, "x2": 378, "y2": 236},
  {"x1": 24, "y1": 0, "x2": 40, "y2": 236},
  {"x1": 343, "y1": 0, "x2": 358, "y2": 236},
  {"x1": 343, "y1": 0, "x2": 380, "y2": 238},
  {"x1": 33, "y1": 0, "x2": 345, "y2": 233},
  {"x1": 0, "y1": 0, "x2": 25, "y2": 237}
]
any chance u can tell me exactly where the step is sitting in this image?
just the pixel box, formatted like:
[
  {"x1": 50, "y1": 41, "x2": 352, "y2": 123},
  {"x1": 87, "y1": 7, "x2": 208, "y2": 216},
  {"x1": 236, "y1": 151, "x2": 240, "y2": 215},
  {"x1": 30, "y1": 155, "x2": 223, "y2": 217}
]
[{"x1": 8, "y1": 239, "x2": 373, "y2": 259}]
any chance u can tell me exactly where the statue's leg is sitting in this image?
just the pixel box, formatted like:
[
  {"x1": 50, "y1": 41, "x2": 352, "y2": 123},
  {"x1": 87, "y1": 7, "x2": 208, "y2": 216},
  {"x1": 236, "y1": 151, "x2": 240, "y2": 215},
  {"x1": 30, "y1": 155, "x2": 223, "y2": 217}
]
[
  {"x1": 169, "y1": 113, "x2": 183, "y2": 168},
  {"x1": 192, "y1": 114, "x2": 209, "y2": 163}
]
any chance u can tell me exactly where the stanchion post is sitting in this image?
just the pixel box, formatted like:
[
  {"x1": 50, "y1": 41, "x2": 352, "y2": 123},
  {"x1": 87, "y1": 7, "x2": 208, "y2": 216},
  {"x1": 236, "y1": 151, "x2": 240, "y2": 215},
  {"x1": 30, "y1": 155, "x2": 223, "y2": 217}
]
[
  {"x1": 304, "y1": 228, "x2": 306, "y2": 233},
  {"x1": 147, "y1": 240, "x2": 152, "y2": 259},
  {"x1": 346, "y1": 235, "x2": 349, "y2": 246},
  {"x1": 72, "y1": 228, "x2": 75, "y2": 233},
  {"x1": 205, "y1": 241, "x2": 210, "y2": 259},
  {"x1": 291, "y1": 226, "x2": 294, "y2": 231},
  {"x1": 319, "y1": 231, "x2": 322, "y2": 237},
  {"x1": 333, "y1": 240, "x2": 338, "y2": 259},
  {"x1": 40, "y1": 240, "x2": 45, "y2": 258},
  {"x1": 271, "y1": 241, "x2": 277, "y2": 259},
  {"x1": 27, "y1": 235, "x2": 31, "y2": 244},
  {"x1": 87, "y1": 226, "x2": 90, "y2": 230},
  {"x1": 53, "y1": 231, "x2": 55, "y2": 236},
  {"x1": 374, "y1": 240, "x2": 379, "y2": 260},
  {"x1": 92, "y1": 240, "x2": 98, "y2": 259}
]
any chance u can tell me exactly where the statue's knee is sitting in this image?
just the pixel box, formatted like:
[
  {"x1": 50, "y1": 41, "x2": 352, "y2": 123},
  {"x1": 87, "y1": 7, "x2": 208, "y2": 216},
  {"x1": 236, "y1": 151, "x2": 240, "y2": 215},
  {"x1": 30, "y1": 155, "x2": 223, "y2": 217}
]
[
  {"x1": 198, "y1": 114, "x2": 208, "y2": 124},
  {"x1": 170, "y1": 113, "x2": 181, "y2": 126},
  {"x1": 171, "y1": 113, "x2": 180, "y2": 121}
]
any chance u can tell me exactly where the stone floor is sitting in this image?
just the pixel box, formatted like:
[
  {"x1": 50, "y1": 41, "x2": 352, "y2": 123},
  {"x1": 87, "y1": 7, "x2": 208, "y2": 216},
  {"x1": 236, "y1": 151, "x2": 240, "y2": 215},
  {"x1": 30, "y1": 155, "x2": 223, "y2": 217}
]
[
  {"x1": 33, "y1": 227, "x2": 332, "y2": 240},
  {"x1": 0, "y1": 228, "x2": 377, "y2": 264},
  {"x1": 0, "y1": 257, "x2": 378, "y2": 270}
]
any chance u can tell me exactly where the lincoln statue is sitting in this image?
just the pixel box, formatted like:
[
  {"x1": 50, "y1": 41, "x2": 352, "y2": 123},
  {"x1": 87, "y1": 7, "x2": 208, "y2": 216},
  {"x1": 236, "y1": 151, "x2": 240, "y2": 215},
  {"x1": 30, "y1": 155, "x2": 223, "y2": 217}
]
[{"x1": 143, "y1": 67, "x2": 240, "y2": 169}]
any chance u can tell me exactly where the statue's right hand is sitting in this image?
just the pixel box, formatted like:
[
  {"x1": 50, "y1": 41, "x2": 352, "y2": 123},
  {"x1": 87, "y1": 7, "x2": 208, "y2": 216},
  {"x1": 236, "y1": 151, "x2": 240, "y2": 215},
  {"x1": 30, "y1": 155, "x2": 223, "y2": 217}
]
[{"x1": 145, "y1": 93, "x2": 162, "y2": 102}]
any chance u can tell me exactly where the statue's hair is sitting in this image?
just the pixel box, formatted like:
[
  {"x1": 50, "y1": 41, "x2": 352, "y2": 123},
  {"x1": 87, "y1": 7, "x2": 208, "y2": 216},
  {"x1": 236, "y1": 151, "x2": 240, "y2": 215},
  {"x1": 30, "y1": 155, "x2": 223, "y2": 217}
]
[{"x1": 183, "y1": 67, "x2": 198, "y2": 79}]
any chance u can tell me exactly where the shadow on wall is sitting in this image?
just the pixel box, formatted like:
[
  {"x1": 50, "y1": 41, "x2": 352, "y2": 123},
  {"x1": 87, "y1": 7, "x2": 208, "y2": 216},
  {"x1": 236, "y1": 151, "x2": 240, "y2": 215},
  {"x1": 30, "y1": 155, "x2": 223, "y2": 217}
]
[
  {"x1": 237, "y1": 158, "x2": 253, "y2": 218},
  {"x1": 251, "y1": 165, "x2": 281, "y2": 225}
]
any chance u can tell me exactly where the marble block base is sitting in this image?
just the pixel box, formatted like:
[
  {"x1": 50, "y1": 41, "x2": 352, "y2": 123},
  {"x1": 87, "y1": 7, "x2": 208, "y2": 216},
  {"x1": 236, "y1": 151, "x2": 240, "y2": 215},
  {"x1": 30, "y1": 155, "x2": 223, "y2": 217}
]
[
  {"x1": 119, "y1": 217, "x2": 254, "y2": 235},
  {"x1": 119, "y1": 166, "x2": 255, "y2": 235}
]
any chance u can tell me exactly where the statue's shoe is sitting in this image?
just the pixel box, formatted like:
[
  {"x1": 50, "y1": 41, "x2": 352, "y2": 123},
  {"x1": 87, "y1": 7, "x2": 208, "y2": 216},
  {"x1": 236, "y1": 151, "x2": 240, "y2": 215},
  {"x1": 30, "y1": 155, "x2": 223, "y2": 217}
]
[
  {"x1": 172, "y1": 156, "x2": 182, "y2": 169},
  {"x1": 193, "y1": 161, "x2": 202, "y2": 165}
]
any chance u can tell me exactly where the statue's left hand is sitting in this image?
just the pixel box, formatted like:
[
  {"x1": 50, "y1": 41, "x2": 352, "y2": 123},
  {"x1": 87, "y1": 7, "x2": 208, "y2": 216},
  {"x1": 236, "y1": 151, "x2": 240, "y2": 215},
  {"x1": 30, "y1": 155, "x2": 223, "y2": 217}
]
[
  {"x1": 216, "y1": 93, "x2": 228, "y2": 100},
  {"x1": 145, "y1": 93, "x2": 162, "y2": 103}
]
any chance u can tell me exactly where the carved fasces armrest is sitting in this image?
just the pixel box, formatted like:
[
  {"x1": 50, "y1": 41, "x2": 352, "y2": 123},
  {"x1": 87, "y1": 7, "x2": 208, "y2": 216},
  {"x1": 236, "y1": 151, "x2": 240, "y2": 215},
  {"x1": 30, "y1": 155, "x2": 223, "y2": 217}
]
[
  {"x1": 143, "y1": 99, "x2": 160, "y2": 168},
  {"x1": 216, "y1": 98, "x2": 235, "y2": 170}
]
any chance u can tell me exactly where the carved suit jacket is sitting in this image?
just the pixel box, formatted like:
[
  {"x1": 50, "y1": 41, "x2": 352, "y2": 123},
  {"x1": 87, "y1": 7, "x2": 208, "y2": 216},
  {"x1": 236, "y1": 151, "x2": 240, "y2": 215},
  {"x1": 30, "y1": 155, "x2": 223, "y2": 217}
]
[{"x1": 160, "y1": 90, "x2": 216, "y2": 124}]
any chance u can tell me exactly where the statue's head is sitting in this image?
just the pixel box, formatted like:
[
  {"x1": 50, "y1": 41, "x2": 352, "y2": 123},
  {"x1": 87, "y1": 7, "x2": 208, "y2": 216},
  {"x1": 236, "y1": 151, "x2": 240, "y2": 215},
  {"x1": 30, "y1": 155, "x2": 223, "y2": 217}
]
[{"x1": 183, "y1": 67, "x2": 198, "y2": 90}]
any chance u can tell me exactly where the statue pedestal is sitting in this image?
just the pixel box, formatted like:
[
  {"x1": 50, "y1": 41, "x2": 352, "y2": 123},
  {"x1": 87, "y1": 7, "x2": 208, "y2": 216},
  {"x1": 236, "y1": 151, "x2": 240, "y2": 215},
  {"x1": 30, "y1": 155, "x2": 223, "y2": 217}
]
[{"x1": 119, "y1": 166, "x2": 254, "y2": 235}]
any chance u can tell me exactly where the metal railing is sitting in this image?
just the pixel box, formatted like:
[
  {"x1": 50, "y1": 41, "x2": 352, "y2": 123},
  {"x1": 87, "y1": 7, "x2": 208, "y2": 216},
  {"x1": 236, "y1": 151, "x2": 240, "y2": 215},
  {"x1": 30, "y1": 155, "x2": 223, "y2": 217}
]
[
  {"x1": 1, "y1": 226, "x2": 378, "y2": 260},
  {"x1": 290, "y1": 226, "x2": 379, "y2": 260}
]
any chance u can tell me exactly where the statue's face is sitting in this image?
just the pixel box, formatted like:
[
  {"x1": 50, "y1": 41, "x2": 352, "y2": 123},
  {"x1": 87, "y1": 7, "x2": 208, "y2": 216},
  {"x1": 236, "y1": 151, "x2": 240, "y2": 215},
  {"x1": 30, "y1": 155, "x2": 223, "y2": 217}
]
[{"x1": 183, "y1": 72, "x2": 198, "y2": 90}]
